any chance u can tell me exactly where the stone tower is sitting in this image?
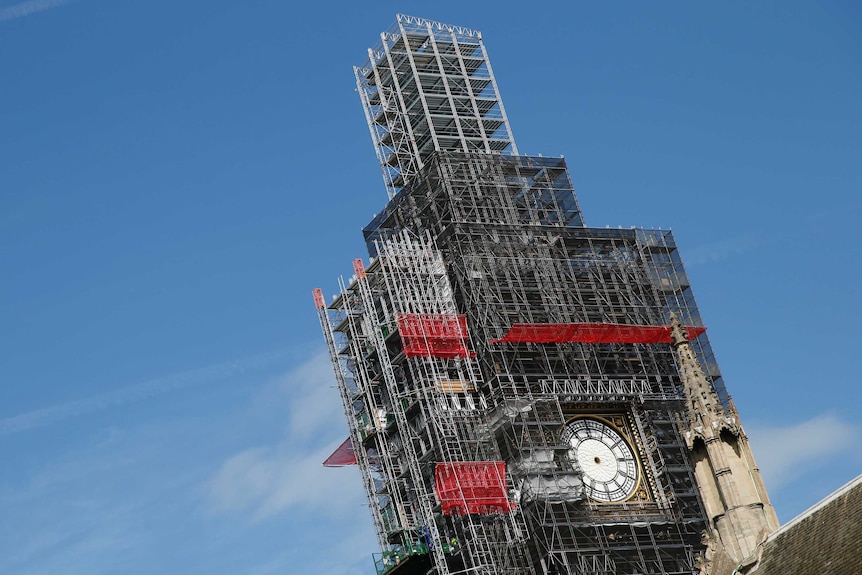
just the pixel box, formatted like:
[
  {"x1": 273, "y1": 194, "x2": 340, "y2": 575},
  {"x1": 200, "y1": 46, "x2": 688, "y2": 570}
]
[{"x1": 670, "y1": 314, "x2": 779, "y2": 574}]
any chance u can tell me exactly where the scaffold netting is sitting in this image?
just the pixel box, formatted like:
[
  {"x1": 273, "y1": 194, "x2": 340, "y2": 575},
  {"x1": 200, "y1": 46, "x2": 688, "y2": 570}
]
[
  {"x1": 397, "y1": 313, "x2": 474, "y2": 358},
  {"x1": 434, "y1": 462, "x2": 516, "y2": 515},
  {"x1": 491, "y1": 323, "x2": 706, "y2": 344}
]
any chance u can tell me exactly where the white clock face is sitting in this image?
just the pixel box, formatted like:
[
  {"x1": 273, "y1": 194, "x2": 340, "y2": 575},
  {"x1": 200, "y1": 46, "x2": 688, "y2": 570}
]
[{"x1": 562, "y1": 417, "x2": 639, "y2": 503}]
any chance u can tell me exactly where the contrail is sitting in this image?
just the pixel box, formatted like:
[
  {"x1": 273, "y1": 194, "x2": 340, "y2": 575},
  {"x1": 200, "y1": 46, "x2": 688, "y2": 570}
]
[
  {"x1": 0, "y1": 0, "x2": 75, "y2": 23},
  {"x1": 0, "y1": 349, "x2": 291, "y2": 435}
]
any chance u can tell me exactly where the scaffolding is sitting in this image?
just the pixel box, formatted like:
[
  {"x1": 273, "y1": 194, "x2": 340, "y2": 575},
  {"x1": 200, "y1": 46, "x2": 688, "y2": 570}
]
[
  {"x1": 363, "y1": 151, "x2": 727, "y2": 404},
  {"x1": 314, "y1": 15, "x2": 731, "y2": 575},
  {"x1": 320, "y1": 232, "x2": 535, "y2": 575},
  {"x1": 355, "y1": 14, "x2": 517, "y2": 199},
  {"x1": 317, "y1": 154, "x2": 719, "y2": 572}
]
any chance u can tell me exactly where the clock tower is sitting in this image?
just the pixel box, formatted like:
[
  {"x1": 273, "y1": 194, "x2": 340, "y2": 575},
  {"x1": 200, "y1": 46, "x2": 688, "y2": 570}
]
[{"x1": 315, "y1": 14, "x2": 777, "y2": 575}]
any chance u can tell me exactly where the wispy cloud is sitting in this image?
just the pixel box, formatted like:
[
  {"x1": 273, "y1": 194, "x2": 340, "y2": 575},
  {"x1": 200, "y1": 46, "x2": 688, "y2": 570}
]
[
  {"x1": 0, "y1": 349, "x2": 372, "y2": 574},
  {"x1": 747, "y1": 413, "x2": 862, "y2": 490},
  {"x1": 0, "y1": 0, "x2": 74, "y2": 23},
  {"x1": 207, "y1": 440, "x2": 362, "y2": 520},
  {"x1": 0, "y1": 416, "x2": 193, "y2": 573},
  {"x1": 0, "y1": 349, "x2": 289, "y2": 435},
  {"x1": 684, "y1": 232, "x2": 761, "y2": 266},
  {"x1": 284, "y1": 350, "x2": 345, "y2": 437},
  {"x1": 206, "y1": 351, "x2": 365, "y2": 520},
  {"x1": 683, "y1": 202, "x2": 861, "y2": 267}
]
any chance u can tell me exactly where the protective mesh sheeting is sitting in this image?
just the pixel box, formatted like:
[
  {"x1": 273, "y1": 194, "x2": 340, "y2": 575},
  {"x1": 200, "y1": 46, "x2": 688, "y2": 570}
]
[
  {"x1": 434, "y1": 462, "x2": 515, "y2": 515},
  {"x1": 397, "y1": 313, "x2": 474, "y2": 358},
  {"x1": 492, "y1": 323, "x2": 706, "y2": 344}
]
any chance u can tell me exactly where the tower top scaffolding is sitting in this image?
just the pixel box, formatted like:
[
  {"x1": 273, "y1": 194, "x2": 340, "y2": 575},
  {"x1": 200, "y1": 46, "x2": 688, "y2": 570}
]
[{"x1": 355, "y1": 15, "x2": 517, "y2": 199}]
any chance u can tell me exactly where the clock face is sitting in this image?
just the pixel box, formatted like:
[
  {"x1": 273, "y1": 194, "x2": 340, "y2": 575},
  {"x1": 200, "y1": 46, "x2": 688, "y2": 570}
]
[{"x1": 562, "y1": 417, "x2": 639, "y2": 503}]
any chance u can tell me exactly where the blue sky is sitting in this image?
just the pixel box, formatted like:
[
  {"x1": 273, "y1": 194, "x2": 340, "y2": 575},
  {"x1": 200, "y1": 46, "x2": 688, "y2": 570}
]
[{"x1": 1, "y1": 1, "x2": 860, "y2": 573}]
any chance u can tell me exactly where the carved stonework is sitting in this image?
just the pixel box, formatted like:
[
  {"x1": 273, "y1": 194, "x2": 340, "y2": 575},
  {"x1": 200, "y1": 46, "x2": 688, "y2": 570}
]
[{"x1": 670, "y1": 314, "x2": 780, "y2": 573}]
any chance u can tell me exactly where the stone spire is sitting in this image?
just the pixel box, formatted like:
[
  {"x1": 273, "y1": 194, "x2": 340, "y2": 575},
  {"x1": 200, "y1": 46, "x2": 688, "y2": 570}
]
[
  {"x1": 669, "y1": 313, "x2": 779, "y2": 574},
  {"x1": 670, "y1": 313, "x2": 732, "y2": 437}
]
